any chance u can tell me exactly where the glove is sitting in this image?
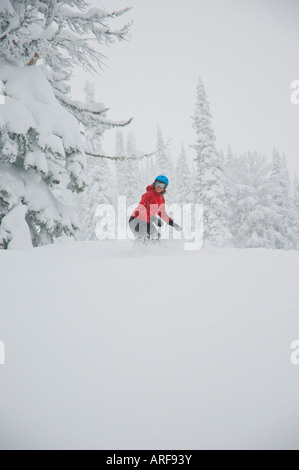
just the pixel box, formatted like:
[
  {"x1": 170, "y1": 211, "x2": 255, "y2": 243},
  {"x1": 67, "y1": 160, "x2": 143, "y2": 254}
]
[
  {"x1": 173, "y1": 222, "x2": 182, "y2": 232},
  {"x1": 150, "y1": 215, "x2": 163, "y2": 227},
  {"x1": 169, "y1": 219, "x2": 182, "y2": 231}
]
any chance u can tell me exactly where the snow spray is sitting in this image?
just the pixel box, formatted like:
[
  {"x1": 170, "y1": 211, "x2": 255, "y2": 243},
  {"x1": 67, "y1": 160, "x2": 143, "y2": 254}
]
[{"x1": 94, "y1": 197, "x2": 203, "y2": 251}]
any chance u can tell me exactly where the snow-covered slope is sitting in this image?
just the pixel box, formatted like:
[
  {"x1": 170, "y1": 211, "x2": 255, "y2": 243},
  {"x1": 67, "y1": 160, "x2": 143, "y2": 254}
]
[{"x1": 0, "y1": 242, "x2": 299, "y2": 450}]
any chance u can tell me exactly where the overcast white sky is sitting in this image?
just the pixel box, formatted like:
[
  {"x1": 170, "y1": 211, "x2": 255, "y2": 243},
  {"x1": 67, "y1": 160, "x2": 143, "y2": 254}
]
[{"x1": 72, "y1": 0, "x2": 299, "y2": 174}]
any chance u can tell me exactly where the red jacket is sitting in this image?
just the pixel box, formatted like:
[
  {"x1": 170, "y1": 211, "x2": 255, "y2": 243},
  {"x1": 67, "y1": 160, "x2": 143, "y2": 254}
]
[{"x1": 131, "y1": 184, "x2": 172, "y2": 223}]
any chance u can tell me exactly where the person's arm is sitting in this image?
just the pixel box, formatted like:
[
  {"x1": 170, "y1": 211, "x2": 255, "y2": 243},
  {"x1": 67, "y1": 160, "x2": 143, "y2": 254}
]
[
  {"x1": 158, "y1": 203, "x2": 172, "y2": 224},
  {"x1": 159, "y1": 203, "x2": 182, "y2": 231}
]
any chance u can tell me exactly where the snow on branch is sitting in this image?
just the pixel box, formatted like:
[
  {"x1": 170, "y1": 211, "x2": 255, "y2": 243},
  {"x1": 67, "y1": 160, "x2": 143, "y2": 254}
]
[
  {"x1": 98, "y1": 117, "x2": 134, "y2": 129},
  {"x1": 86, "y1": 140, "x2": 172, "y2": 161},
  {"x1": 60, "y1": 6, "x2": 132, "y2": 21},
  {"x1": 0, "y1": 1, "x2": 133, "y2": 74},
  {"x1": 0, "y1": 0, "x2": 34, "y2": 41},
  {"x1": 55, "y1": 92, "x2": 133, "y2": 130},
  {"x1": 85, "y1": 151, "x2": 156, "y2": 162},
  {"x1": 54, "y1": 90, "x2": 108, "y2": 115},
  {"x1": 59, "y1": 5, "x2": 133, "y2": 49}
]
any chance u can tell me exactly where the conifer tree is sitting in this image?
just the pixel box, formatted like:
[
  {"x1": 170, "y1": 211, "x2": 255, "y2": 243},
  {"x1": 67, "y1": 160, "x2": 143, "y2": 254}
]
[
  {"x1": 191, "y1": 77, "x2": 228, "y2": 245},
  {"x1": 0, "y1": 0, "x2": 131, "y2": 248},
  {"x1": 72, "y1": 81, "x2": 114, "y2": 240},
  {"x1": 176, "y1": 144, "x2": 193, "y2": 205},
  {"x1": 269, "y1": 149, "x2": 293, "y2": 249}
]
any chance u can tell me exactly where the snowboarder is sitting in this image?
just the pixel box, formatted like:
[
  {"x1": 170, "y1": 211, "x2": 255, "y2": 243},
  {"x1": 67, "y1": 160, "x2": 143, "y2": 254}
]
[{"x1": 129, "y1": 175, "x2": 182, "y2": 241}]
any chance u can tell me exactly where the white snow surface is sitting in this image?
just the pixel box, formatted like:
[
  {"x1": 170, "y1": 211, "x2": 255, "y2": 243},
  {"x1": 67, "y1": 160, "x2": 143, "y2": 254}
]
[{"x1": 0, "y1": 241, "x2": 299, "y2": 450}]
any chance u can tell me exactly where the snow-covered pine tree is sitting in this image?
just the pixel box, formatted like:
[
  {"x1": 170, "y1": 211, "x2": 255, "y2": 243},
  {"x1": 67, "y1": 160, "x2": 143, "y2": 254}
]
[
  {"x1": 0, "y1": 0, "x2": 132, "y2": 248},
  {"x1": 155, "y1": 125, "x2": 167, "y2": 175},
  {"x1": 293, "y1": 174, "x2": 299, "y2": 212},
  {"x1": 223, "y1": 145, "x2": 238, "y2": 244},
  {"x1": 155, "y1": 125, "x2": 174, "y2": 177},
  {"x1": 114, "y1": 130, "x2": 127, "y2": 202},
  {"x1": 113, "y1": 131, "x2": 142, "y2": 208},
  {"x1": 166, "y1": 148, "x2": 175, "y2": 204},
  {"x1": 142, "y1": 149, "x2": 156, "y2": 191},
  {"x1": 280, "y1": 153, "x2": 296, "y2": 249},
  {"x1": 226, "y1": 144, "x2": 234, "y2": 167},
  {"x1": 83, "y1": 80, "x2": 114, "y2": 208},
  {"x1": 155, "y1": 125, "x2": 175, "y2": 202},
  {"x1": 292, "y1": 174, "x2": 299, "y2": 249},
  {"x1": 268, "y1": 149, "x2": 294, "y2": 249},
  {"x1": 175, "y1": 144, "x2": 193, "y2": 205},
  {"x1": 70, "y1": 81, "x2": 114, "y2": 240},
  {"x1": 272, "y1": 149, "x2": 292, "y2": 208},
  {"x1": 191, "y1": 77, "x2": 229, "y2": 245},
  {"x1": 125, "y1": 132, "x2": 141, "y2": 206},
  {"x1": 227, "y1": 151, "x2": 280, "y2": 249}
]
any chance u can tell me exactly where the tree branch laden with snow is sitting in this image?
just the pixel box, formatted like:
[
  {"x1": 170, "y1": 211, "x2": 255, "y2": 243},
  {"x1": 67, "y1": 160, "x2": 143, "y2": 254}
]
[{"x1": 0, "y1": 0, "x2": 132, "y2": 249}]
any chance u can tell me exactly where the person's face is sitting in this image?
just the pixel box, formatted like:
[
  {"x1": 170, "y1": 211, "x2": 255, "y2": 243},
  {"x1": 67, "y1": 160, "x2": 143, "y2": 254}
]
[
  {"x1": 154, "y1": 182, "x2": 166, "y2": 193},
  {"x1": 155, "y1": 185, "x2": 164, "y2": 193}
]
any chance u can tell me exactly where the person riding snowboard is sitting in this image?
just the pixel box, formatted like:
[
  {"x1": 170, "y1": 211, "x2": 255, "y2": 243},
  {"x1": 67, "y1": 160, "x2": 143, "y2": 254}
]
[{"x1": 129, "y1": 175, "x2": 182, "y2": 241}]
